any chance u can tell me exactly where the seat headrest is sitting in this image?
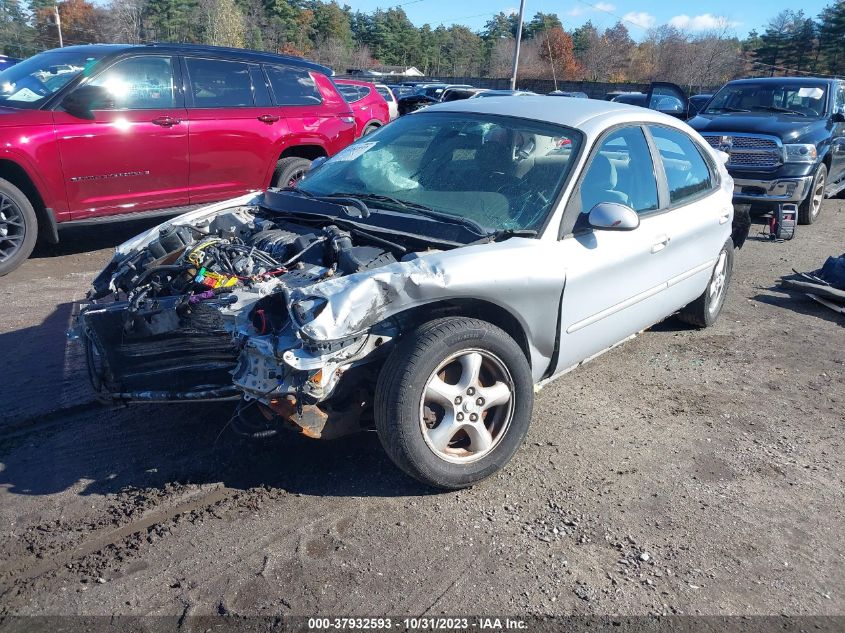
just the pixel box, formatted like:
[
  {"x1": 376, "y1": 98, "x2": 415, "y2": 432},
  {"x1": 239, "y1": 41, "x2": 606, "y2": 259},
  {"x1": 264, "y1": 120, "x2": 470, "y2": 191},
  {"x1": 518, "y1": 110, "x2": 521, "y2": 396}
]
[{"x1": 589, "y1": 154, "x2": 617, "y2": 190}]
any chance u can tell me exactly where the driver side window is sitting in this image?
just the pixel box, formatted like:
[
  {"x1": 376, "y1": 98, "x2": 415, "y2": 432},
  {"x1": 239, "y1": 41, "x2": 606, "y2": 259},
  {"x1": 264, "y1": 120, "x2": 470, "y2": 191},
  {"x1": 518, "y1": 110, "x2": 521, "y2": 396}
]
[
  {"x1": 577, "y1": 126, "x2": 658, "y2": 226},
  {"x1": 87, "y1": 56, "x2": 176, "y2": 110}
]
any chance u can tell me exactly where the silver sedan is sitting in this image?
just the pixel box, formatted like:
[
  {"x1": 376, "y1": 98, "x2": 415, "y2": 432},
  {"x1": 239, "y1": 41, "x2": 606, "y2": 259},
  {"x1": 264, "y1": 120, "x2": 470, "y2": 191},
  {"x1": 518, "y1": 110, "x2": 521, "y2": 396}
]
[{"x1": 75, "y1": 97, "x2": 740, "y2": 489}]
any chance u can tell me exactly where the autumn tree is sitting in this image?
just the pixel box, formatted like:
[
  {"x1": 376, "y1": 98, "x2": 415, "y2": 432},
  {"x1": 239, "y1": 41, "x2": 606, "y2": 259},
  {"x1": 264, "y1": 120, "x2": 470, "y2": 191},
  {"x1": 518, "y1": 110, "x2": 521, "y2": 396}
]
[
  {"x1": 201, "y1": 0, "x2": 245, "y2": 48},
  {"x1": 537, "y1": 27, "x2": 577, "y2": 85}
]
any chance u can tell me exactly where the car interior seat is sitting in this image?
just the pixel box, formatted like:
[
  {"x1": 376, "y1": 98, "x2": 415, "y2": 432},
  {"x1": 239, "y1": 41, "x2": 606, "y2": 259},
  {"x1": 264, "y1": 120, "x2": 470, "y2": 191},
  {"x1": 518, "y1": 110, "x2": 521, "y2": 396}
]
[{"x1": 580, "y1": 153, "x2": 630, "y2": 213}]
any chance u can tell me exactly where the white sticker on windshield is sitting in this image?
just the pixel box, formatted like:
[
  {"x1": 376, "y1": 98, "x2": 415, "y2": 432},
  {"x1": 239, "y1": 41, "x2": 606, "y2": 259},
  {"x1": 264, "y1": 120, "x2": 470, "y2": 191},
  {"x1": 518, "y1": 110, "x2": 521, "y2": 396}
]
[
  {"x1": 797, "y1": 87, "x2": 823, "y2": 99},
  {"x1": 7, "y1": 87, "x2": 42, "y2": 102},
  {"x1": 332, "y1": 141, "x2": 376, "y2": 162}
]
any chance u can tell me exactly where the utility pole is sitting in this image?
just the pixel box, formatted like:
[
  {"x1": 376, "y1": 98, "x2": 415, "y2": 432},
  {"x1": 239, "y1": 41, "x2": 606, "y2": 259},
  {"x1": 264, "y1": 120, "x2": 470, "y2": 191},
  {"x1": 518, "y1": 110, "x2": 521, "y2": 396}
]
[
  {"x1": 54, "y1": 6, "x2": 64, "y2": 48},
  {"x1": 509, "y1": 0, "x2": 526, "y2": 90}
]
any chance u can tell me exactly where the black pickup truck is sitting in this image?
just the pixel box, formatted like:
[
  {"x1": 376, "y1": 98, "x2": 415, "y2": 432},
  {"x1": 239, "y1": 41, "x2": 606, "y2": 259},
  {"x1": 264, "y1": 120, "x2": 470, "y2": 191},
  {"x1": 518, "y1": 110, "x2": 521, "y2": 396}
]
[{"x1": 685, "y1": 77, "x2": 845, "y2": 227}]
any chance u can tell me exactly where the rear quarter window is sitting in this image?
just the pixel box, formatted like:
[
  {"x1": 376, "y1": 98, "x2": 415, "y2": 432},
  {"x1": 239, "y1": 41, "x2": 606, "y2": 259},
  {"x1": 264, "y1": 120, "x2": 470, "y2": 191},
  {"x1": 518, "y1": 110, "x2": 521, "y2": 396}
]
[
  {"x1": 648, "y1": 125, "x2": 714, "y2": 205},
  {"x1": 265, "y1": 65, "x2": 322, "y2": 106}
]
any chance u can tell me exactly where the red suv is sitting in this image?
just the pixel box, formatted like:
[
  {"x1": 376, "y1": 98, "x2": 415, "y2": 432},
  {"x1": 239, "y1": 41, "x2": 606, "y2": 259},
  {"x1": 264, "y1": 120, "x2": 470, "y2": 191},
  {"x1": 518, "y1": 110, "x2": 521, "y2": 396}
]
[
  {"x1": 335, "y1": 79, "x2": 390, "y2": 138},
  {"x1": 0, "y1": 44, "x2": 357, "y2": 275}
]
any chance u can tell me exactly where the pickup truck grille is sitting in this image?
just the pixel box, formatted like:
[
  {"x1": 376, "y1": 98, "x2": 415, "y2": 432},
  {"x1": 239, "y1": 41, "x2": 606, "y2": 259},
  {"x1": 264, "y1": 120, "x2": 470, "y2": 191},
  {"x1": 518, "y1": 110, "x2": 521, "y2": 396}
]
[{"x1": 701, "y1": 134, "x2": 782, "y2": 168}]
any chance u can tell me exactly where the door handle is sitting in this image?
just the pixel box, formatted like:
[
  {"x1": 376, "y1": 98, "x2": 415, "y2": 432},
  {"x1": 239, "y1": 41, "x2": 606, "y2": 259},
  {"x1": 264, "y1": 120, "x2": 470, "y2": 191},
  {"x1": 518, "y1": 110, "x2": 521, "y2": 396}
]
[
  {"x1": 651, "y1": 235, "x2": 671, "y2": 253},
  {"x1": 719, "y1": 210, "x2": 731, "y2": 224},
  {"x1": 257, "y1": 114, "x2": 280, "y2": 123},
  {"x1": 340, "y1": 116, "x2": 355, "y2": 124},
  {"x1": 151, "y1": 116, "x2": 180, "y2": 127}
]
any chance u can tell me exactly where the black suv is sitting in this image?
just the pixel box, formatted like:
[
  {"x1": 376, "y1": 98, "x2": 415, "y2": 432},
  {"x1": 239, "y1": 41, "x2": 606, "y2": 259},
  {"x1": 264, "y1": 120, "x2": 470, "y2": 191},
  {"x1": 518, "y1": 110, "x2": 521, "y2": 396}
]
[{"x1": 687, "y1": 77, "x2": 845, "y2": 225}]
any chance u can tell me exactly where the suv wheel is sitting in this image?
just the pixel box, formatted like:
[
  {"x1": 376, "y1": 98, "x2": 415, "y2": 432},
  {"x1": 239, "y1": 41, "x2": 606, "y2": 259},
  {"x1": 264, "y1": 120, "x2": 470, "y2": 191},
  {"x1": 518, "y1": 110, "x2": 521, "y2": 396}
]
[
  {"x1": 272, "y1": 157, "x2": 312, "y2": 188},
  {"x1": 676, "y1": 238, "x2": 734, "y2": 328},
  {"x1": 798, "y1": 163, "x2": 826, "y2": 225},
  {"x1": 0, "y1": 178, "x2": 38, "y2": 277},
  {"x1": 374, "y1": 317, "x2": 534, "y2": 489}
]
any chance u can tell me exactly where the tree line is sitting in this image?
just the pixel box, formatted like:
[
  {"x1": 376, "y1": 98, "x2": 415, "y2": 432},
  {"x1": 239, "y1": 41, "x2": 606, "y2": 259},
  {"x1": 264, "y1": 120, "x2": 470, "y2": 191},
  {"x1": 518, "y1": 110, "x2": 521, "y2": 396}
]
[{"x1": 1, "y1": 1, "x2": 845, "y2": 89}]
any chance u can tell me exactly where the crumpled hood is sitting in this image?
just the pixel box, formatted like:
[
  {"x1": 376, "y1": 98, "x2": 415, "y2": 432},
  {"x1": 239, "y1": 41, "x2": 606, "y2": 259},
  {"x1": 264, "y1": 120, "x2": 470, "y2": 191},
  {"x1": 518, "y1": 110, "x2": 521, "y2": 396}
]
[{"x1": 688, "y1": 112, "x2": 824, "y2": 143}]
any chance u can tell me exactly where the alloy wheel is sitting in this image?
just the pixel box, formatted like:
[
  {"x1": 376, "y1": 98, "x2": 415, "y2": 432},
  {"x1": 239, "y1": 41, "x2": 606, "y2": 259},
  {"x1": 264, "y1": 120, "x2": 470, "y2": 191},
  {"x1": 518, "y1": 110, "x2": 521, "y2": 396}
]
[
  {"x1": 419, "y1": 349, "x2": 515, "y2": 464},
  {"x1": 811, "y1": 168, "x2": 826, "y2": 219},
  {"x1": 0, "y1": 193, "x2": 26, "y2": 265},
  {"x1": 708, "y1": 250, "x2": 728, "y2": 316}
]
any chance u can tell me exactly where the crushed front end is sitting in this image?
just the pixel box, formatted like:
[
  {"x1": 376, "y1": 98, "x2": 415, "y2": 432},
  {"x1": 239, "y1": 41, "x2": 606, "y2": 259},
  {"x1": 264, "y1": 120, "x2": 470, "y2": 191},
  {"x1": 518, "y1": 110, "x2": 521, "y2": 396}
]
[{"x1": 71, "y1": 194, "x2": 414, "y2": 439}]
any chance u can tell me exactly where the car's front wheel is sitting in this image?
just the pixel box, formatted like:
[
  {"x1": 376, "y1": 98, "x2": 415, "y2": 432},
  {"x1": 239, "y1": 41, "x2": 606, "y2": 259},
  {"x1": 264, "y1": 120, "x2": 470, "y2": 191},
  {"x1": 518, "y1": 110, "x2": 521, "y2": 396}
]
[
  {"x1": 375, "y1": 317, "x2": 534, "y2": 489},
  {"x1": 272, "y1": 157, "x2": 312, "y2": 188},
  {"x1": 798, "y1": 163, "x2": 826, "y2": 225},
  {"x1": 676, "y1": 238, "x2": 734, "y2": 328},
  {"x1": 0, "y1": 178, "x2": 38, "y2": 277}
]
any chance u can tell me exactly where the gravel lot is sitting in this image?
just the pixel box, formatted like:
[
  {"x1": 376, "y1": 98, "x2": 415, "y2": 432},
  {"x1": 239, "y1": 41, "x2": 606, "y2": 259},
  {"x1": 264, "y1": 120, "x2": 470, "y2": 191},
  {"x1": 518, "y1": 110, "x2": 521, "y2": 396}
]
[{"x1": 0, "y1": 203, "x2": 842, "y2": 619}]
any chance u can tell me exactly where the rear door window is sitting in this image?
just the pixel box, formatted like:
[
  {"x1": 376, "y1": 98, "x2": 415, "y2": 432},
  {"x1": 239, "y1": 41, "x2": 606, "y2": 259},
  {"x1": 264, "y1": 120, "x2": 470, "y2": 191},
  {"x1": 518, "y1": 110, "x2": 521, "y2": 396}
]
[
  {"x1": 265, "y1": 65, "x2": 322, "y2": 106},
  {"x1": 648, "y1": 125, "x2": 714, "y2": 205},
  {"x1": 185, "y1": 58, "x2": 254, "y2": 108}
]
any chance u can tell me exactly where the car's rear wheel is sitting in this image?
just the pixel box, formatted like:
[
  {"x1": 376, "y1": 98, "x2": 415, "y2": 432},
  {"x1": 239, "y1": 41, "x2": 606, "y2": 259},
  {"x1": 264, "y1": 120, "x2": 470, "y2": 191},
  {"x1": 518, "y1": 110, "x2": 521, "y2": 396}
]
[
  {"x1": 0, "y1": 178, "x2": 38, "y2": 277},
  {"x1": 798, "y1": 163, "x2": 826, "y2": 225},
  {"x1": 362, "y1": 123, "x2": 379, "y2": 137},
  {"x1": 375, "y1": 317, "x2": 534, "y2": 489},
  {"x1": 272, "y1": 157, "x2": 312, "y2": 188},
  {"x1": 676, "y1": 238, "x2": 734, "y2": 328}
]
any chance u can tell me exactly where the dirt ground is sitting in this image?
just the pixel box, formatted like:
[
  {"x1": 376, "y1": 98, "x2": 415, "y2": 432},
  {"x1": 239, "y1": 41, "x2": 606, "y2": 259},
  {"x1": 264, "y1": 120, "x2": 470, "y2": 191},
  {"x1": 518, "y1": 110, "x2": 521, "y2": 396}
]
[{"x1": 0, "y1": 202, "x2": 842, "y2": 620}]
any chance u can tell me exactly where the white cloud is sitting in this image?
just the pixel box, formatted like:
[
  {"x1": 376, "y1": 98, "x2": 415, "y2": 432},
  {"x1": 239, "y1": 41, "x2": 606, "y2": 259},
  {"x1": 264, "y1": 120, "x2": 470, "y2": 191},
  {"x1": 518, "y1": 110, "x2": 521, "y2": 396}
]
[
  {"x1": 566, "y1": 3, "x2": 615, "y2": 18},
  {"x1": 668, "y1": 13, "x2": 740, "y2": 31},
  {"x1": 621, "y1": 11, "x2": 656, "y2": 29}
]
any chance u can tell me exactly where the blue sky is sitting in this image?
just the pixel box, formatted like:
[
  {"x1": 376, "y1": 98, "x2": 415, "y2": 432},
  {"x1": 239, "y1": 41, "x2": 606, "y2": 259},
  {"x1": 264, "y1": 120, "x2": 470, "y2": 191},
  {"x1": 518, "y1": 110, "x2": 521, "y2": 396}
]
[{"x1": 344, "y1": 0, "x2": 830, "y2": 38}]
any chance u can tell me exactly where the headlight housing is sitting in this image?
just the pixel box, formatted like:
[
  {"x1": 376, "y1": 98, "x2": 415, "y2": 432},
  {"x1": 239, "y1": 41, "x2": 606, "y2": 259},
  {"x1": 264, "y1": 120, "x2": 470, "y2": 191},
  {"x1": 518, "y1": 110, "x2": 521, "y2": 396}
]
[
  {"x1": 783, "y1": 144, "x2": 818, "y2": 164},
  {"x1": 291, "y1": 296, "x2": 328, "y2": 325}
]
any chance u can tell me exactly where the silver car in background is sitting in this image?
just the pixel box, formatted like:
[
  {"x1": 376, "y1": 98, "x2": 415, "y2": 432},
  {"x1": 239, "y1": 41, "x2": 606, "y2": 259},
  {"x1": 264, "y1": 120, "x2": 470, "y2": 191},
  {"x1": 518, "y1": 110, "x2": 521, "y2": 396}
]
[{"x1": 74, "y1": 97, "x2": 738, "y2": 489}]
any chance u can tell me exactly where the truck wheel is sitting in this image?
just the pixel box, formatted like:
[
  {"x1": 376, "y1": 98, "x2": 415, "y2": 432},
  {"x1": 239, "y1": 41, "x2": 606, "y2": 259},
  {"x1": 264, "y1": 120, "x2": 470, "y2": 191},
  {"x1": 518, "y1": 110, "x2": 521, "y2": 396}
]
[
  {"x1": 374, "y1": 317, "x2": 534, "y2": 490},
  {"x1": 676, "y1": 238, "x2": 734, "y2": 328},
  {"x1": 798, "y1": 163, "x2": 826, "y2": 225},
  {"x1": 0, "y1": 178, "x2": 38, "y2": 277},
  {"x1": 272, "y1": 157, "x2": 312, "y2": 188}
]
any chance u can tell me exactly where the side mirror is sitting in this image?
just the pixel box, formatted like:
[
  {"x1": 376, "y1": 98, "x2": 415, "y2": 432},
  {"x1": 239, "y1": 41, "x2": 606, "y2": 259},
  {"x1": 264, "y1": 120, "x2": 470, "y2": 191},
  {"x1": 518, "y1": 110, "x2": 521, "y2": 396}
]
[
  {"x1": 832, "y1": 111, "x2": 845, "y2": 123},
  {"x1": 61, "y1": 85, "x2": 113, "y2": 120},
  {"x1": 588, "y1": 202, "x2": 640, "y2": 231}
]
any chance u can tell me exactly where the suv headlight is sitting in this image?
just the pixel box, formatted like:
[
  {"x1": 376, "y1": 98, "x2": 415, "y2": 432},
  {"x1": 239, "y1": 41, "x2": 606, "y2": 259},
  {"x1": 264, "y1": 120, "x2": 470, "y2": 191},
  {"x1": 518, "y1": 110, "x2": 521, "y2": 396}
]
[{"x1": 783, "y1": 144, "x2": 817, "y2": 163}]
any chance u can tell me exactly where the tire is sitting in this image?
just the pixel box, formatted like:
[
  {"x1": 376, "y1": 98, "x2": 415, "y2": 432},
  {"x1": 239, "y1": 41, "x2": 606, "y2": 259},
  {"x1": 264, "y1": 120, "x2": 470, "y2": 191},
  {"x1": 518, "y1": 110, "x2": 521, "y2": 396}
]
[
  {"x1": 272, "y1": 157, "x2": 312, "y2": 188},
  {"x1": 798, "y1": 163, "x2": 826, "y2": 225},
  {"x1": 374, "y1": 317, "x2": 534, "y2": 490},
  {"x1": 361, "y1": 124, "x2": 379, "y2": 137},
  {"x1": 0, "y1": 177, "x2": 38, "y2": 277},
  {"x1": 676, "y1": 238, "x2": 734, "y2": 328}
]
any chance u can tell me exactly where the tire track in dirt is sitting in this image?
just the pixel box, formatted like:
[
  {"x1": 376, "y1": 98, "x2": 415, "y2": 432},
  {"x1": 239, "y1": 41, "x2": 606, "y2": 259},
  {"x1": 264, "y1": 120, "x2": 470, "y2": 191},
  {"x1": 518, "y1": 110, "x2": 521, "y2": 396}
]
[{"x1": 0, "y1": 484, "x2": 239, "y2": 597}]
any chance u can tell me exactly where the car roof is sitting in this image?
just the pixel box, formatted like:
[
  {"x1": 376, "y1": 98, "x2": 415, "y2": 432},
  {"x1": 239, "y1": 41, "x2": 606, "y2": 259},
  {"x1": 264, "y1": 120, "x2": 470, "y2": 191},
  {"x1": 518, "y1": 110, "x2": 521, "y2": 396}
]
[
  {"x1": 46, "y1": 43, "x2": 333, "y2": 75},
  {"x1": 336, "y1": 78, "x2": 375, "y2": 87},
  {"x1": 421, "y1": 95, "x2": 688, "y2": 136},
  {"x1": 727, "y1": 76, "x2": 835, "y2": 85}
]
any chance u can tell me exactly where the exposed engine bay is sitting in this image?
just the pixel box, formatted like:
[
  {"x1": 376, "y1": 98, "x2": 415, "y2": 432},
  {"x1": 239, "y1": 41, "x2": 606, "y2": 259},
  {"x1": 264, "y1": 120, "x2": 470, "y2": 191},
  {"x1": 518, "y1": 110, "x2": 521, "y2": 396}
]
[{"x1": 75, "y1": 195, "x2": 431, "y2": 439}]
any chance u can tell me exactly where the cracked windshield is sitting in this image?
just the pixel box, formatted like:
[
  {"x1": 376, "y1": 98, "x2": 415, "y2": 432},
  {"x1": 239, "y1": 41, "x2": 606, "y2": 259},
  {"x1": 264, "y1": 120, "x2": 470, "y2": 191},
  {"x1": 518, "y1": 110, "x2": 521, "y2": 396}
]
[{"x1": 297, "y1": 112, "x2": 582, "y2": 232}]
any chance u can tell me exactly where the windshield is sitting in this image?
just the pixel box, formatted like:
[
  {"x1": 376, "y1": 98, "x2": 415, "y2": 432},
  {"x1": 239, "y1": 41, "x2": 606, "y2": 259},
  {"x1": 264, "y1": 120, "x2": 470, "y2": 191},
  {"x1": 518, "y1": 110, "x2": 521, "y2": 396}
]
[
  {"x1": 0, "y1": 50, "x2": 105, "y2": 109},
  {"x1": 297, "y1": 112, "x2": 582, "y2": 232},
  {"x1": 704, "y1": 82, "x2": 828, "y2": 116}
]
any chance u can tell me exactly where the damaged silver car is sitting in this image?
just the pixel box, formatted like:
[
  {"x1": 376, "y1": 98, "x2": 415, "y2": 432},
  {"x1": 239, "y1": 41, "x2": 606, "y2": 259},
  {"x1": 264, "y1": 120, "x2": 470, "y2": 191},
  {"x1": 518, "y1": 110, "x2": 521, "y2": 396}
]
[{"x1": 73, "y1": 98, "x2": 741, "y2": 489}]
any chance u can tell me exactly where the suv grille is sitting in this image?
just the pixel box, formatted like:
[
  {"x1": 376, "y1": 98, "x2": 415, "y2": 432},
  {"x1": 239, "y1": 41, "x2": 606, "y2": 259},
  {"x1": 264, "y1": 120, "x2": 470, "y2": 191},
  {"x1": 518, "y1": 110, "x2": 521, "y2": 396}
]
[{"x1": 702, "y1": 134, "x2": 781, "y2": 168}]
